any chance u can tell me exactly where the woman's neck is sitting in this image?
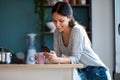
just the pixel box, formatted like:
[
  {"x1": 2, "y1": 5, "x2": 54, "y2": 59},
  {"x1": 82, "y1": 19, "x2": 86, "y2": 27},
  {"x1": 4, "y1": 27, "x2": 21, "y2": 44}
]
[
  {"x1": 62, "y1": 27, "x2": 72, "y2": 47},
  {"x1": 62, "y1": 27, "x2": 72, "y2": 36}
]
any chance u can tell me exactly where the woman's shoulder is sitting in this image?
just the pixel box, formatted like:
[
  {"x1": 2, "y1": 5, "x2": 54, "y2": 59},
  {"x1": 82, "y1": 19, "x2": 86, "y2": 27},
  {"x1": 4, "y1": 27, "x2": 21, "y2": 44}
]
[{"x1": 72, "y1": 23, "x2": 86, "y2": 34}]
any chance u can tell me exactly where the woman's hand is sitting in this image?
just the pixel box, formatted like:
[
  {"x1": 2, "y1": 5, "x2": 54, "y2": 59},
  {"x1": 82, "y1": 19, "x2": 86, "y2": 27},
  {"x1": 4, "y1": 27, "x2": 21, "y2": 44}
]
[{"x1": 43, "y1": 51, "x2": 59, "y2": 64}]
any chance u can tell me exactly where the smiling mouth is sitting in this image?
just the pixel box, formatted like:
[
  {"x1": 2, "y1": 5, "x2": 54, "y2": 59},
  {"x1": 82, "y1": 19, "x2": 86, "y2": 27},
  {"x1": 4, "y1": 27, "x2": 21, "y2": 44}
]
[
  {"x1": 56, "y1": 28, "x2": 62, "y2": 32},
  {"x1": 56, "y1": 27, "x2": 61, "y2": 30}
]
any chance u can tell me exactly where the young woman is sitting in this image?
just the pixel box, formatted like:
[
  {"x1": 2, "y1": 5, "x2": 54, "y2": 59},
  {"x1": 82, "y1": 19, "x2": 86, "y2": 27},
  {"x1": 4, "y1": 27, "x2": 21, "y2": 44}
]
[{"x1": 38, "y1": 1, "x2": 111, "y2": 80}]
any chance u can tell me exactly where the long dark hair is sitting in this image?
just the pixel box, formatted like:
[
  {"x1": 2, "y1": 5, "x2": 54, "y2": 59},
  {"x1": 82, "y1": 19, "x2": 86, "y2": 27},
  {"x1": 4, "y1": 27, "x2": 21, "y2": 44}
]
[{"x1": 51, "y1": 2, "x2": 75, "y2": 28}]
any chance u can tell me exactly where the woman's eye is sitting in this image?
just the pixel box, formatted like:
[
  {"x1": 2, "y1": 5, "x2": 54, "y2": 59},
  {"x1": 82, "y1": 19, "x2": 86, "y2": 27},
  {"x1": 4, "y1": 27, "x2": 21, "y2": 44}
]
[
  {"x1": 53, "y1": 20, "x2": 56, "y2": 23},
  {"x1": 59, "y1": 20, "x2": 64, "y2": 23}
]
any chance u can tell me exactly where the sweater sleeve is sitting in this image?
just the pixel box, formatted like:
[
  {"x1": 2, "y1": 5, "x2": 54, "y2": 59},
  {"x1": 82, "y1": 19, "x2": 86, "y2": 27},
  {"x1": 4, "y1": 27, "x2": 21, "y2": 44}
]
[
  {"x1": 69, "y1": 26, "x2": 105, "y2": 67},
  {"x1": 69, "y1": 26, "x2": 91, "y2": 64}
]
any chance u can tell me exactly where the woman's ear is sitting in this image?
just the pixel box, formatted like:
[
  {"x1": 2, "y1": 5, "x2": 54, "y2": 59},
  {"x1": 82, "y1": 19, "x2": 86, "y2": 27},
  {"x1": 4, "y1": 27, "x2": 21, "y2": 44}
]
[{"x1": 67, "y1": 15, "x2": 73, "y2": 21}]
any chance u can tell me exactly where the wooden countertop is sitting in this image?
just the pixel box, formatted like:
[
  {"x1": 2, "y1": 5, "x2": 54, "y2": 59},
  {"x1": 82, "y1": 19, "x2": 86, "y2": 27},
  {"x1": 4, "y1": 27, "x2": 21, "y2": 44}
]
[{"x1": 0, "y1": 64, "x2": 83, "y2": 70}]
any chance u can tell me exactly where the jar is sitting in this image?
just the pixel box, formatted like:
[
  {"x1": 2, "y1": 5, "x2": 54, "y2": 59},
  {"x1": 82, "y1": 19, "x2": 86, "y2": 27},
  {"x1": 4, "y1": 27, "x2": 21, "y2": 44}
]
[{"x1": 0, "y1": 47, "x2": 12, "y2": 64}]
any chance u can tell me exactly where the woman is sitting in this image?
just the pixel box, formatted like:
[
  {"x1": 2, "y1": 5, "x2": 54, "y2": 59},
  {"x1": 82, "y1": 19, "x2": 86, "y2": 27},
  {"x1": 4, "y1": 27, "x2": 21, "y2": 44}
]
[{"x1": 39, "y1": 1, "x2": 111, "y2": 80}]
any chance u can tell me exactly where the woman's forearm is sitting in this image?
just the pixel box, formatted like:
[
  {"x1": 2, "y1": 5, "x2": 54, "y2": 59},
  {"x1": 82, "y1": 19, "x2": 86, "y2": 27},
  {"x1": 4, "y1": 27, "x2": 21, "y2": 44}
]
[{"x1": 57, "y1": 57, "x2": 71, "y2": 64}]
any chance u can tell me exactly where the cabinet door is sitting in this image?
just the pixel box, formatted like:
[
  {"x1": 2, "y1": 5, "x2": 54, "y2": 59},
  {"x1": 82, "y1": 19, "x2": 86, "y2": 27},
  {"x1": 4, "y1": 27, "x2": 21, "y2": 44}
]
[{"x1": 115, "y1": 0, "x2": 120, "y2": 73}]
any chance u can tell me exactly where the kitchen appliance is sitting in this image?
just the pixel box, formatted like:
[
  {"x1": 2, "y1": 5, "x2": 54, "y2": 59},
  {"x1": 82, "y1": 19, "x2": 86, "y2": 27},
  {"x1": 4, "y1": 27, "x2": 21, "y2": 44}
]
[{"x1": 26, "y1": 33, "x2": 37, "y2": 64}]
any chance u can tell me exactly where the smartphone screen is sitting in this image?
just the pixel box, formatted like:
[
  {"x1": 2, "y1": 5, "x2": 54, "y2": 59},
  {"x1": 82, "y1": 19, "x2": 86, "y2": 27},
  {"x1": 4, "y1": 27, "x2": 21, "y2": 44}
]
[{"x1": 41, "y1": 46, "x2": 50, "y2": 52}]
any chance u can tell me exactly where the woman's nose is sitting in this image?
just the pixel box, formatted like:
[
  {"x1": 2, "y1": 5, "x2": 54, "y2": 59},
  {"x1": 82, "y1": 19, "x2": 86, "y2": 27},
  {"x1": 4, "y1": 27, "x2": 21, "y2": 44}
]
[{"x1": 56, "y1": 21, "x2": 60, "y2": 27}]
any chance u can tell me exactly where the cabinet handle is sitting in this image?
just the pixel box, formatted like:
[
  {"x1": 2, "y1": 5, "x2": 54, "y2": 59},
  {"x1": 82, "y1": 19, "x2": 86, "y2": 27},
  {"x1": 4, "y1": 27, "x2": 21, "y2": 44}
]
[{"x1": 118, "y1": 23, "x2": 120, "y2": 35}]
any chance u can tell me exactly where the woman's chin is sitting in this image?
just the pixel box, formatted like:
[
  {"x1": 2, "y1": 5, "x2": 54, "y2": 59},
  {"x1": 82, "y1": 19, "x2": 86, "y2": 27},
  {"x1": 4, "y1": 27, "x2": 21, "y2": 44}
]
[{"x1": 57, "y1": 29, "x2": 62, "y2": 32}]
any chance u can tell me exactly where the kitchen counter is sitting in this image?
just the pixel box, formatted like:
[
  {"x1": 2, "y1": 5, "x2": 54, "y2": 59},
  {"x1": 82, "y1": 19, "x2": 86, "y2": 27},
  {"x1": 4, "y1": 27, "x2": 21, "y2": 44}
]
[
  {"x1": 0, "y1": 64, "x2": 83, "y2": 80},
  {"x1": 0, "y1": 64, "x2": 83, "y2": 69}
]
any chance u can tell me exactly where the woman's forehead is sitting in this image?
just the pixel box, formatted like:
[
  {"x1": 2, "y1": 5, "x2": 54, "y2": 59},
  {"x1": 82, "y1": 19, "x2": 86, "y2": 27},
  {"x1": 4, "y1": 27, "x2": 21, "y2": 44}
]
[{"x1": 52, "y1": 13, "x2": 67, "y2": 20}]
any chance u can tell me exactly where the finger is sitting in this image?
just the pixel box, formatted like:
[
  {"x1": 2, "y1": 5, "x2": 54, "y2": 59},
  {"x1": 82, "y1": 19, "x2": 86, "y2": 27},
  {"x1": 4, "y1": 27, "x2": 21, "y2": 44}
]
[
  {"x1": 34, "y1": 55, "x2": 37, "y2": 60},
  {"x1": 35, "y1": 60, "x2": 38, "y2": 64},
  {"x1": 50, "y1": 51, "x2": 56, "y2": 54},
  {"x1": 43, "y1": 52, "x2": 49, "y2": 55}
]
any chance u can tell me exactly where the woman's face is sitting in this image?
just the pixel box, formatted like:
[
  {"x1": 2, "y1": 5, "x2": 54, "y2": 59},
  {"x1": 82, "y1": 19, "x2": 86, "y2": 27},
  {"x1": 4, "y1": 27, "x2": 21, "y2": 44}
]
[{"x1": 52, "y1": 12, "x2": 71, "y2": 32}]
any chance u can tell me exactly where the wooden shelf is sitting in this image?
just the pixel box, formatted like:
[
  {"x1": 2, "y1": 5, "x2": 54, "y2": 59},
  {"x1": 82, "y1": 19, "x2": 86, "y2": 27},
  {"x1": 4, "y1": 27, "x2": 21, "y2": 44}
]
[
  {"x1": 44, "y1": 4, "x2": 90, "y2": 7},
  {"x1": 44, "y1": 32, "x2": 54, "y2": 34},
  {"x1": 44, "y1": 31, "x2": 90, "y2": 34},
  {"x1": 71, "y1": 4, "x2": 90, "y2": 7}
]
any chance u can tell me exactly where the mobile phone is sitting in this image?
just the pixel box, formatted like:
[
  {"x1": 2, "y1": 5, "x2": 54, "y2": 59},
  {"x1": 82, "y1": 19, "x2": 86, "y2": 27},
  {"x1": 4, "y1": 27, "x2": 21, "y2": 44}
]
[{"x1": 41, "y1": 46, "x2": 50, "y2": 52}]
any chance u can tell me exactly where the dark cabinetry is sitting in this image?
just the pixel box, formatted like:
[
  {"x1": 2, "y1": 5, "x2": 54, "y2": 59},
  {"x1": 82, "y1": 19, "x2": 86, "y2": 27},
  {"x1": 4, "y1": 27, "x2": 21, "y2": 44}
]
[{"x1": 43, "y1": 0, "x2": 92, "y2": 50}]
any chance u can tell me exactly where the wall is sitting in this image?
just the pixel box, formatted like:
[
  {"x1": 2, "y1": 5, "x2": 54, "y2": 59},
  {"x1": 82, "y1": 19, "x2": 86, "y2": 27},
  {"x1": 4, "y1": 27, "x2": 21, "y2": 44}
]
[
  {"x1": 0, "y1": 0, "x2": 39, "y2": 53},
  {"x1": 0, "y1": 0, "x2": 89, "y2": 54},
  {"x1": 92, "y1": 0, "x2": 114, "y2": 78}
]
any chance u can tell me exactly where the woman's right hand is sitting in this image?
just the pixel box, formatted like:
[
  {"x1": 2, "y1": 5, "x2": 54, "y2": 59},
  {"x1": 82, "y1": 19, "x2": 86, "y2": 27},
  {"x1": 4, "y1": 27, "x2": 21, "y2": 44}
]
[{"x1": 43, "y1": 51, "x2": 59, "y2": 64}]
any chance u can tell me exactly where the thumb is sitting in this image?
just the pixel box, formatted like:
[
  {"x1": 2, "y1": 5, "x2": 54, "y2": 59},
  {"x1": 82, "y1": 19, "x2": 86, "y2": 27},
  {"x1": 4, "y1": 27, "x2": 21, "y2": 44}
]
[{"x1": 50, "y1": 51, "x2": 57, "y2": 56}]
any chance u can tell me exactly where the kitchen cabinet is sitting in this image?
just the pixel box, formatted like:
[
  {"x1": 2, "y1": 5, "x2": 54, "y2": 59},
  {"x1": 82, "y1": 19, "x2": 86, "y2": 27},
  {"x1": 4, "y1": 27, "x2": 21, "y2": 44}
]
[
  {"x1": 43, "y1": 0, "x2": 92, "y2": 50},
  {"x1": 0, "y1": 64, "x2": 83, "y2": 80}
]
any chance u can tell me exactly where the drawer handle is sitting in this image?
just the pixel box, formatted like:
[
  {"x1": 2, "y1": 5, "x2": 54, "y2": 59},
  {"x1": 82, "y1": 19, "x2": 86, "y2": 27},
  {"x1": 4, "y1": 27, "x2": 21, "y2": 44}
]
[{"x1": 118, "y1": 23, "x2": 120, "y2": 35}]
